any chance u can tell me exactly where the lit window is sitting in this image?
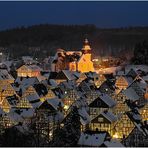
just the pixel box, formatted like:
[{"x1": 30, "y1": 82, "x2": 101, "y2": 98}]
[{"x1": 98, "y1": 117, "x2": 104, "y2": 122}]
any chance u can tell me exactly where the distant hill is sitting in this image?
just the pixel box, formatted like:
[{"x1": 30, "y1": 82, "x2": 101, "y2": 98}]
[{"x1": 0, "y1": 24, "x2": 148, "y2": 59}]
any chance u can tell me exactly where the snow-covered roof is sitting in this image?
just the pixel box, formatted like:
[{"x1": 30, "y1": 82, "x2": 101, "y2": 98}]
[
  {"x1": 8, "y1": 108, "x2": 35, "y2": 122},
  {"x1": 123, "y1": 87, "x2": 140, "y2": 101},
  {"x1": 125, "y1": 65, "x2": 148, "y2": 73},
  {"x1": 0, "y1": 107, "x2": 5, "y2": 116},
  {"x1": 116, "y1": 70, "x2": 126, "y2": 76},
  {"x1": 26, "y1": 64, "x2": 42, "y2": 71},
  {"x1": 101, "y1": 111, "x2": 117, "y2": 123},
  {"x1": 99, "y1": 93, "x2": 116, "y2": 108},
  {"x1": 48, "y1": 79, "x2": 58, "y2": 88},
  {"x1": 52, "y1": 87, "x2": 65, "y2": 99},
  {"x1": 46, "y1": 97, "x2": 64, "y2": 110},
  {"x1": 125, "y1": 76, "x2": 134, "y2": 85},
  {"x1": 6, "y1": 94, "x2": 20, "y2": 106},
  {"x1": 78, "y1": 131, "x2": 107, "y2": 146},
  {"x1": 62, "y1": 70, "x2": 76, "y2": 80},
  {"x1": 36, "y1": 75, "x2": 47, "y2": 82},
  {"x1": 142, "y1": 75, "x2": 148, "y2": 81},
  {"x1": 26, "y1": 93, "x2": 42, "y2": 108},
  {"x1": 85, "y1": 72, "x2": 98, "y2": 79},
  {"x1": 103, "y1": 140, "x2": 125, "y2": 147},
  {"x1": 12, "y1": 77, "x2": 39, "y2": 94},
  {"x1": 1, "y1": 61, "x2": 13, "y2": 71},
  {"x1": 78, "y1": 107, "x2": 91, "y2": 125},
  {"x1": 0, "y1": 69, "x2": 14, "y2": 81},
  {"x1": 47, "y1": 111, "x2": 64, "y2": 123},
  {"x1": 60, "y1": 80, "x2": 76, "y2": 90},
  {"x1": 126, "y1": 109, "x2": 148, "y2": 137}
]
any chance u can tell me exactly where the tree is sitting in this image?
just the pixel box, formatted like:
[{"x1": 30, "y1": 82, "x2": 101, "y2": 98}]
[
  {"x1": 51, "y1": 106, "x2": 81, "y2": 146},
  {"x1": 132, "y1": 41, "x2": 148, "y2": 65}
]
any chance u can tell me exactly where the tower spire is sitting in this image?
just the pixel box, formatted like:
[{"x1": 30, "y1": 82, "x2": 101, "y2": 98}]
[{"x1": 82, "y1": 38, "x2": 91, "y2": 54}]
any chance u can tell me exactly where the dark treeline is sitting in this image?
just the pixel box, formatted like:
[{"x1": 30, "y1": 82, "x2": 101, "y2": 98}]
[{"x1": 0, "y1": 24, "x2": 148, "y2": 59}]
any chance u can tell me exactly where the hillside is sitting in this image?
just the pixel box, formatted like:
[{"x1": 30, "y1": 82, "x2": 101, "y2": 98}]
[{"x1": 0, "y1": 24, "x2": 148, "y2": 59}]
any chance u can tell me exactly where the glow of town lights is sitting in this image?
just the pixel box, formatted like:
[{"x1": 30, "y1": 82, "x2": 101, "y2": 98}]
[
  {"x1": 113, "y1": 133, "x2": 119, "y2": 139},
  {"x1": 64, "y1": 105, "x2": 69, "y2": 110}
]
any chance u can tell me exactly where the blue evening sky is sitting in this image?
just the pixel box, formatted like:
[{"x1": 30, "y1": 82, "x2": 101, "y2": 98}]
[{"x1": 0, "y1": 1, "x2": 148, "y2": 30}]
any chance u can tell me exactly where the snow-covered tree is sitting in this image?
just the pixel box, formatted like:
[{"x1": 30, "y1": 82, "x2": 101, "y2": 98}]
[{"x1": 51, "y1": 106, "x2": 81, "y2": 146}]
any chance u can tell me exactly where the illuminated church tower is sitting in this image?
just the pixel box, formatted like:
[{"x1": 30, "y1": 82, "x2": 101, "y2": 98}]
[{"x1": 77, "y1": 38, "x2": 94, "y2": 73}]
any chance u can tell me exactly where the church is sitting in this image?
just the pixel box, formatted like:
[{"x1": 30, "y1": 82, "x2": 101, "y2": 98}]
[{"x1": 51, "y1": 39, "x2": 94, "y2": 73}]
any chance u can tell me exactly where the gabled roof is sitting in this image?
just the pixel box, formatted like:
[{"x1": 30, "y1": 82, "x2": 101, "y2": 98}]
[
  {"x1": 123, "y1": 87, "x2": 140, "y2": 101},
  {"x1": 46, "y1": 97, "x2": 64, "y2": 110},
  {"x1": 17, "y1": 64, "x2": 42, "y2": 71},
  {"x1": 101, "y1": 111, "x2": 117, "y2": 123},
  {"x1": 99, "y1": 80, "x2": 115, "y2": 92},
  {"x1": 89, "y1": 93, "x2": 116, "y2": 108},
  {"x1": 78, "y1": 130, "x2": 109, "y2": 146},
  {"x1": 48, "y1": 79, "x2": 58, "y2": 88},
  {"x1": 26, "y1": 93, "x2": 42, "y2": 109},
  {"x1": 8, "y1": 108, "x2": 35, "y2": 122},
  {"x1": 126, "y1": 108, "x2": 148, "y2": 137},
  {"x1": 33, "y1": 83, "x2": 48, "y2": 97},
  {"x1": 103, "y1": 140, "x2": 125, "y2": 147},
  {"x1": 62, "y1": 70, "x2": 76, "y2": 80},
  {"x1": 92, "y1": 110, "x2": 117, "y2": 123},
  {"x1": 126, "y1": 68, "x2": 139, "y2": 79},
  {"x1": 0, "y1": 69, "x2": 14, "y2": 81},
  {"x1": 12, "y1": 77, "x2": 40, "y2": 96},
  {"x1": 78, "y1": 107, "x2": 91, "y2": 125},
  {"x1": 6, "y1": 94, "x2": 20, "y2": 107},
  {"x1": 59, "y1": 80, "x2": 76, "y2": 90}
]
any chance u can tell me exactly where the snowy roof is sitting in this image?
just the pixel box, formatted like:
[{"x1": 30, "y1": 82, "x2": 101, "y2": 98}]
[
  {"x1": 60, "y1": 80, "x2": 76, "y2": 90},
  {"x1": 125, "y1": 65, "x2": 148, "y2": 73},
  {"x1": 46, "y1": 97, "x2": 64, "y2": 110},
  {"x1": 0, "y1": 108, "x2": 5, "y2": 116},
  {"x1": 36, "y1": 75, "x2": 47, "y2": 82},
  {"x1": 136, "y1": 78, "x2": 147, "y2": 90},
  {"x1": 125, "y1": 76, "x2": 134, "y2": 85},
  {"x1": 62, "y1": 70, "x2": 76, "y2": 80},
  {"x1": 142, "y1": 75, "x2": 148, "y2": 81},
  {"x1": 26, "y1": 93, "x2": 42, "y2": 108},
  {"x1": 78, "y1": 107, "x2": 91, "y2": 125},
  {"x1": 52, "y1": 87, "x2": 65, "y2": 99},
  {"x1": 116, "y1": 70, "x2": 126, "y2": 76},
  {"x1": 12, "y1": 77, "x2": 39, "y2": 95},
  {"x1": 85, "y1": 71, "x2": 98, "y2": 79},
  {"x1": 99, "y1": 93, "x2": 116, "y2": 108},
  {"x1": 1, "y1": 61, "x2": 13, "y2": 71},
  {"x1": 8, "y1": 108, "x2": 35, "y2": 122},
  {"x1": 126, "y1": 109, "x2": 148, "y2": 136},
  {"x1": 72, "y1": 71, "x2": 81, "y2": 79},
  {"x1": 123, "y1": 87, "x2": 140, "y2": 101},
  {"x1": 48, "y1": 79, "x2": 58, "y2": 88},
  {"x1": 47, "y1": 111, "x2": 64, "y2": 123},
  {"x1": 26, "y1": 64, "x2": 42, "y2": 71},
  {"x1": 6, "y1": 94, "x2": 20, "y2": 106},
  {"x1": 101, "y1": 111, "x2": 117, "y2": 123},
  {"x1": 33, "y1": 83, "x2": 48, "y2": 97},
  {"x1": 78, "y1": 131, "x2": 107, "y2": 146},
  {"x1": 103, "y1": 140, "x2": 125, "y2": 147},
  {"x1": 0, "y1": 69, "x2": 14, "y2": 81}
]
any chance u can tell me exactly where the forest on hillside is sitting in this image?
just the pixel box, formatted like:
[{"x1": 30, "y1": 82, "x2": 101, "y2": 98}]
[{"x1": 0, "y1": 24, "x2": 148, "y2": 60}]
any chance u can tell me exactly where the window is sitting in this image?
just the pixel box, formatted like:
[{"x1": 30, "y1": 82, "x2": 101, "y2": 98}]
[{"x1": 98, "y1": 117, "x2": 104, "y2": 122}]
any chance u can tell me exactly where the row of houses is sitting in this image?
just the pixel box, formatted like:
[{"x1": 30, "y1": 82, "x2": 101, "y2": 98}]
[{"x1": 0, "y1": 63, "x2": 147, "y2": 146}]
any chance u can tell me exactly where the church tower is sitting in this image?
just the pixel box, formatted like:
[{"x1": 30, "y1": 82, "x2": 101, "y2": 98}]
[
  {"x1": 77, "y1": 38, "x2": 94, "y2": 73},
  {"x1": 82, "y1": 38, "x2": 91, "y2": 53}
]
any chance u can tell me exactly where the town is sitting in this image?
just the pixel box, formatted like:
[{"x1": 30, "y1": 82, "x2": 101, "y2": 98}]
[{"x1": 0, "y1": 38, "x2": 147, "y2": 147}]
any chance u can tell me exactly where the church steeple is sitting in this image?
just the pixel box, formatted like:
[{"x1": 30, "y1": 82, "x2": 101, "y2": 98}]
[{"x1": 82, "y1": 38, "x2": 91, "y2": 54}]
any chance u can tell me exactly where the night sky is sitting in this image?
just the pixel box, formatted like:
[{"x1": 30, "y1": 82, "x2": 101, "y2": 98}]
[{"x1": 0, "y1": 1, "x2": 148, "y2": 30}]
